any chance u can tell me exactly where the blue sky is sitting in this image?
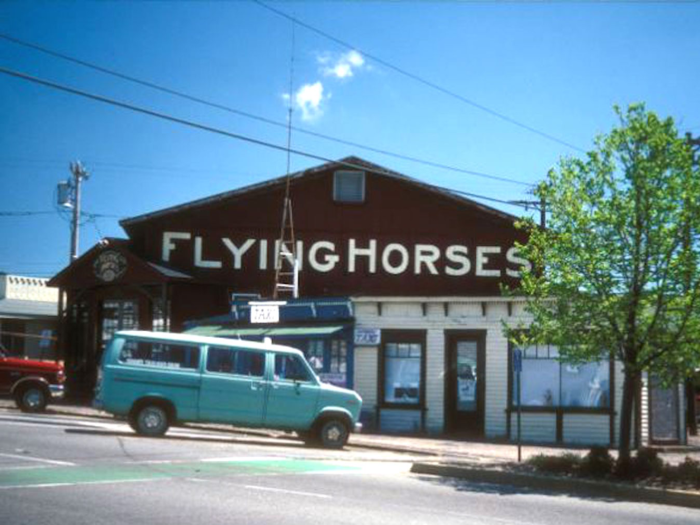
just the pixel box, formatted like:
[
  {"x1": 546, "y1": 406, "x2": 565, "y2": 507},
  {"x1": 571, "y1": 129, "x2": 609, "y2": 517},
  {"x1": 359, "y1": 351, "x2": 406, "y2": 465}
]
[{"x1": 1, "y1": 1, "x2": 699, "y2": 278}]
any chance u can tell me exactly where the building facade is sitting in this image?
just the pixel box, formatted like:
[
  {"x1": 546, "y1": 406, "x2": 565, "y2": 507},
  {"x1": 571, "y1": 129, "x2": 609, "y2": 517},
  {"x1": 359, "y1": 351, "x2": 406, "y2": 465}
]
[
  {"x1": 0, "y1": 273, "x2": 58, "y2": 360},
  {"x1": 49, "y1": 157, "x2": 686, "y2": 445}
]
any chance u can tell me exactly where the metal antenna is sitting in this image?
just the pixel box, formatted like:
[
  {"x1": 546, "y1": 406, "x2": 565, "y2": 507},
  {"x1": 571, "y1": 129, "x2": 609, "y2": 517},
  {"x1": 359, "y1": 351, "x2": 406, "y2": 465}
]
[{"x1": 273, "y1": 19, "x2": 299, "y2": 299}]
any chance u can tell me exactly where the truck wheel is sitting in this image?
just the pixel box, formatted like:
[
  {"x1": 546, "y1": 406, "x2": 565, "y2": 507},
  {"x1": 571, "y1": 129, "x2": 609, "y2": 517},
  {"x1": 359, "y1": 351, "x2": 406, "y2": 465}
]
[
  {"x1": 16, "y1": 385, "x2": 48, "y2": 413},
  {"x1": 134, "y1": 405, "x2": 170, "y2": 437},
  {"x1": 318, "y1": 419, "x2": 349, "y2": 449}
]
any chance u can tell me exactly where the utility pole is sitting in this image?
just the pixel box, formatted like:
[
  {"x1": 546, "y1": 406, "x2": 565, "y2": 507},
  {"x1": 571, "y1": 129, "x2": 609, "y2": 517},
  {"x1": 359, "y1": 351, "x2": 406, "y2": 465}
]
[{"x1": 58, "y1": 161, "x2": 89, "y2": 262}]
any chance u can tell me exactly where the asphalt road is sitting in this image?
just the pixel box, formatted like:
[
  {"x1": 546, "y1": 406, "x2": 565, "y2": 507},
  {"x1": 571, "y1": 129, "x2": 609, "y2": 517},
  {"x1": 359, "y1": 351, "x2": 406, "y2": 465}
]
[{"x1": 1, "y1": 409, "x2": 698, "y2": 525}]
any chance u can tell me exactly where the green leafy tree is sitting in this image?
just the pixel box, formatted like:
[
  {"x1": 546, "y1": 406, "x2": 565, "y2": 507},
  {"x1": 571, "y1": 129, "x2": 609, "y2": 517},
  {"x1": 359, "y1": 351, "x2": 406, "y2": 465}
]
[{"x1": 509, "y1": 105, "x2": 700, "y2": 461}]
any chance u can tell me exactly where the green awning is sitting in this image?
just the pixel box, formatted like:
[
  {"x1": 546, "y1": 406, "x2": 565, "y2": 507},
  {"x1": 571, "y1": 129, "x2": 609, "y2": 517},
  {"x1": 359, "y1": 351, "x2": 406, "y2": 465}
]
[{"x1": 184, "y1": 325, "x2": 346, "y2": 339}]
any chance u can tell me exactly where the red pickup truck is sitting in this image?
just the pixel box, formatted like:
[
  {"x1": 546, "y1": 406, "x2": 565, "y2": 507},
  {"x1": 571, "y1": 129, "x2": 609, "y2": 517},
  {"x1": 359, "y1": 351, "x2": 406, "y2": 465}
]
[{"x1": 0, "y1": 346, "x2": 65, "y2": 412}]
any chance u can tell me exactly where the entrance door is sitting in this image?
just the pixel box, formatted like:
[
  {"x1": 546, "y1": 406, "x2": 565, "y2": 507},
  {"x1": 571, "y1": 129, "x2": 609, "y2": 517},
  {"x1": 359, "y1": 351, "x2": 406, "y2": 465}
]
[
  {"x1": 445, "y1": 332, "x2": 485, "y2": 437},
  {"x1": 649, "y1": 376, "x2": 680, "y2": 444}
]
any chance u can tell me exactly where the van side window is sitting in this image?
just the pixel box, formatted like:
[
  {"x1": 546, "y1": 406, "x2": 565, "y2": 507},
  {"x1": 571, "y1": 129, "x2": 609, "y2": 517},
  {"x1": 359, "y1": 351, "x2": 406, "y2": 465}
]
[
  {"x1": 274, "y1": 355, "x2": 312, "y2": 382},
  {"x1": 118, "y1": 340, "x2": 200, "y2": 370},
  {"x1": 206, "y1": 347, "x2": 264, "y2": 378}
]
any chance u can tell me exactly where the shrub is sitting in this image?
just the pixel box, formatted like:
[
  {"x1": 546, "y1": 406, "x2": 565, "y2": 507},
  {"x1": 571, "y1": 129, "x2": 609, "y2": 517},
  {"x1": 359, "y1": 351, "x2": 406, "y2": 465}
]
[
  {"x1": 617, "y1": 447, "x2": 664, "y2": 479},
  {"x1": 527, "y1": 453, "x2": 582, "y2": 475},
  {"x1": 670, "y1": 457, "x2": 700, "y2": 488},
  {"x1": 582, "y1": 446, "x2": 614, "y2": 478}
]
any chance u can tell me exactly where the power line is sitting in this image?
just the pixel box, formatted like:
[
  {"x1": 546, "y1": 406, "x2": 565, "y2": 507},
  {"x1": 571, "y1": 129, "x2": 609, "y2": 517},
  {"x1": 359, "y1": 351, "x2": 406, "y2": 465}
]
[
  {"x1": 0, "y1": 66, "x2": 532, "y2": 212},
  {"x1": 0, "y1": 32, "x2": 534, "y2": 188},
  {"x1": 253, "y1": 0, "x2": 585, "y2": 154},
  {"x1": 0, "y1": 211, "x2": 55, "y2": 217},
  {"x1": 0, "y1": 158, "x2": 264, "y2": 180},
  {"x1": 0, "y1": 209, "x2": 123, "y2": 219}
]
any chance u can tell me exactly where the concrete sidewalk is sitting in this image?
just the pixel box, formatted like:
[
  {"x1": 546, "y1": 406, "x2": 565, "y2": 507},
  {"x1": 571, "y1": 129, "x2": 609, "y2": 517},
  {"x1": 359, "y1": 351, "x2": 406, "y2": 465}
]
[{"x1": 2, "y1": 397, "x2": 699, "y2": 464}]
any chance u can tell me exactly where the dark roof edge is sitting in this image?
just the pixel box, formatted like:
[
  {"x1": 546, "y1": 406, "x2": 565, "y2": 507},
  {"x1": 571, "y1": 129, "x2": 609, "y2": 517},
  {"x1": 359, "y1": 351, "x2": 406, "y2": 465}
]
[
  {"x1": 119, "y1": 156, "x2": 521, "y2": 228},
  {"x1": 119, "y1": 158, "x2": 346, "y2": 228}
]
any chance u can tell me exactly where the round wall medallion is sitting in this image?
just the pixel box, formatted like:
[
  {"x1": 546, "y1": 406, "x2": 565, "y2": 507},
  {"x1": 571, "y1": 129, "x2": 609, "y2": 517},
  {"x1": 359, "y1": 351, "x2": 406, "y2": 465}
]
[{"x1": 94, "y1": 250, "x2": 127, "y2": 282}]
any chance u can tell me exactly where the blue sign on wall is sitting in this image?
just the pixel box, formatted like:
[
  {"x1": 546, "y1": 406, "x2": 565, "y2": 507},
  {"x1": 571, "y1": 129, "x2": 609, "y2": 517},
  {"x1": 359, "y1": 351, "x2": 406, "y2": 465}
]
[{"x1": 513, "y1": 348, "x2": 523, "y2": 373}]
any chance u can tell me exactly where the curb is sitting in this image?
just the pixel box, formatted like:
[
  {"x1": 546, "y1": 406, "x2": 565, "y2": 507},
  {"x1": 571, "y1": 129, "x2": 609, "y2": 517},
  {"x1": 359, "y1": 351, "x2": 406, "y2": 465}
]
[{"x1": 411, "y1": 462, "x2": 700, "y2": 510}]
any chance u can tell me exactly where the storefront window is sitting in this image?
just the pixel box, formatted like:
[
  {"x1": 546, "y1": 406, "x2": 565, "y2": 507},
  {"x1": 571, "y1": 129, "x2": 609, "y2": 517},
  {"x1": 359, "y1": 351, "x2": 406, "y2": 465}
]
[
  {"x1": 306, "y1": 339, "x2": 325, "y2": 373},
  {"x1": 514, "y1": 345, "x2": 610, "y2": 409},
  {"x1": 330, "y1": 339, "x2": 347, "y2": 374},
  {"x1": 383, "y1": 342, "x2": 422, "y2": 405},
  {"x1": 101, "y1": 300, "x2": 139, "y2": 350},
  {"x1": 152, "y1": 300, "x2": 170, "y2": 332}
]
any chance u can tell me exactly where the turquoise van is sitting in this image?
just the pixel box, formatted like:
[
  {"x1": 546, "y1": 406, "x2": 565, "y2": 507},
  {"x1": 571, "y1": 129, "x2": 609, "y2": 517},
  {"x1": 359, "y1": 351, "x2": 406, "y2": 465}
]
[{"x1": 94, "y1": 331, "x2": 362, "y2": 448}]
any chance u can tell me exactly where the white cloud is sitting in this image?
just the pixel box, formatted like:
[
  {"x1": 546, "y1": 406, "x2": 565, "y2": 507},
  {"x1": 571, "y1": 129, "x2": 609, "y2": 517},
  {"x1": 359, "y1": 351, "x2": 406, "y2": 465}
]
[
  {"x1": 295, "y1": 82, "x2": 325, "y2": 121},
  {"x1": 320, "y1": 50, "x2": 365, "y2": 79}
]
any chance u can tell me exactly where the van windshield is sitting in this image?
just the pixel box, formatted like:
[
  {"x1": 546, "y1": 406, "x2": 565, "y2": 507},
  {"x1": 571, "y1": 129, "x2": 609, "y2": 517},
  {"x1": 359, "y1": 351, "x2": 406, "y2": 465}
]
[{"x1": 274, "y1": 354, "x2": 313, "y2": 382}]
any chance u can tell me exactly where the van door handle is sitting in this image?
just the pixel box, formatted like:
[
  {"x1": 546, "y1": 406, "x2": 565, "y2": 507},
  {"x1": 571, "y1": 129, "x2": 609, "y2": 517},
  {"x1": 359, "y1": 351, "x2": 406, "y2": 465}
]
[{"x1": 251, "y1": 382, "x2": 263, "y2": 391}]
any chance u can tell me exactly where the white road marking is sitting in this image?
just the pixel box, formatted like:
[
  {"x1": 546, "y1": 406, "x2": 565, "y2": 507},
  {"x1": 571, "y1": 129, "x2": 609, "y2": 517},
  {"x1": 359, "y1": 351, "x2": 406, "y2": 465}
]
[
  {"x1": 243, "y1": 484, "x2": 332, "y2": 499},
  {"x1": 0, "y1": 478, "x2": 165, "y2": 491},
  {"x1": 0, "y1": 453, "x2": 75, "y2": 466},
  {"x1": 201, "y1": 456, "x2": 281, "y2": 463}
]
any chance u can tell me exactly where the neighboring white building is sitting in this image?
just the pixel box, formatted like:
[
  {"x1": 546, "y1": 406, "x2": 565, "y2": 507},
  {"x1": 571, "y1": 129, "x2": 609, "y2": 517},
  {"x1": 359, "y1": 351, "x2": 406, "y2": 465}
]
[{"x1": 0, "y1": 273, "x2": 59, "y2": 359}]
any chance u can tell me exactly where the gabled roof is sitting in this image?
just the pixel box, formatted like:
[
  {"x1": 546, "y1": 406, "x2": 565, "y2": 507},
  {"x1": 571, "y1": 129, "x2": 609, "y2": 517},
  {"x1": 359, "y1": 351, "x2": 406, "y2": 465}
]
[
  {"x1": 120, "y1": 156, "x2": 520, "y2": 228},
  {"x1": 48, "y1": 238, "x2": 193, "y2": 288}
]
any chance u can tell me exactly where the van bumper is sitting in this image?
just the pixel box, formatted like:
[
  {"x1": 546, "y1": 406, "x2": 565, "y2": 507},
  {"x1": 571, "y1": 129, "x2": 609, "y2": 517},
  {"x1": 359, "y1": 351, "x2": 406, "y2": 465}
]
[{"x1": 353, "y1": 422, "x2": 363, "y2": 434}]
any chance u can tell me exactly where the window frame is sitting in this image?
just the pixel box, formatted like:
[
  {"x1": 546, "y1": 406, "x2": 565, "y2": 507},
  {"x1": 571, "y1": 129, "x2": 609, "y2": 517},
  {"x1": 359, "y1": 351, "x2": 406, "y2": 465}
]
[
  {"x1": 116, "y1": 338, "x2": 201, "y2": 371},
  {"x1": 507, "y1": 339, "x2": 615, "y2": 415},
  {"x1": 378, "y1": 330, "x2": 427, "y2": 410},
  {"x1": 205, "y1": 346, "x2": 265, "y2": 378},
  {"x1": 273, "y1": 353, "x2": 316, "y2": 384},
  {"x1": 333, "y1": 170, "x2": 366, "y2": 204}
]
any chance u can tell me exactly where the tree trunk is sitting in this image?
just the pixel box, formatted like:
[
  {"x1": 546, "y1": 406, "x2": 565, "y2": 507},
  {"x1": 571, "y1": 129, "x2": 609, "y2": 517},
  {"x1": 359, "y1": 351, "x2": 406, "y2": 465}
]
[{"x1": 618, "y1": 370, "x2": 639, "y2": 462}]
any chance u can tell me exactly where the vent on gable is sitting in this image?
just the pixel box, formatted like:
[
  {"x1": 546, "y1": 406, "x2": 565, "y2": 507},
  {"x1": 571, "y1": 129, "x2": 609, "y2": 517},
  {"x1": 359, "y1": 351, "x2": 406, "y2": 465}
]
[{"x1": 333, "y1": 171, "x2": 365, "y2": 203}]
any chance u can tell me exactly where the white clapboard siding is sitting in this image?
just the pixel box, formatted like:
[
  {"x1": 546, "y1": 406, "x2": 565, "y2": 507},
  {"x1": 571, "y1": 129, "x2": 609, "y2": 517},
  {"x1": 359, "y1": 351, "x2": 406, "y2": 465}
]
[
  {"x1": 640, "y1": 372, "x2": 649, "y2": 446},
  {"x1": 354, "y1": 346, "x2": 378, "y2": 409},
  {"x1": 354, "y1": 302, "x2": 379, "y2": 318},
  {"x1": 612, "y1": 361, "x2": 625, "y2": 447},
  {"x1": 425, "y1": 329, "x2": 445, "y2": 434},
  {"x1": 484, "y1": 327, "x2": 509, "y2": 439},
  {"x1": 353, "y1": 298, "x2": 532, "y2": 437},
  {"x1": 449, "y1": 302, "x2": 483, "y2": 317},
  {"x1": 509, "y1": 413, "x2": 557, "y2": 443},
  {"x1": 382, "y1": 302, "x2": 423, "y2": 318},
  {"x1": 678, "y1": 383, "x2": 687, "y2": 444},
  {"x1": 380, "y1": 409, "x2": 423, "y2": 433},
  {"x1": 562, "y1": 414, "x2": 611, "y2": 446}
]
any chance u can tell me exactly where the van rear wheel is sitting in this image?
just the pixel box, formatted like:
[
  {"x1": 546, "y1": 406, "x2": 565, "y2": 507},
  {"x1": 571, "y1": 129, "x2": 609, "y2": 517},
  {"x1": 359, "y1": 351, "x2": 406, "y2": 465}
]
[
  {"x1": 318, "y1": 419, "x2": 349, "y2": 449},
  {"x1": 134, "y1": 405, "x2": 170, "y2": 437}
]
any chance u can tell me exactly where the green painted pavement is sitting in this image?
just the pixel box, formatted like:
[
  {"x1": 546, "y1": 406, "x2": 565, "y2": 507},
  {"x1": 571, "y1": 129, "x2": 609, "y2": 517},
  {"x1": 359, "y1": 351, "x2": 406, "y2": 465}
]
[{"x1": 0, "y1": 459, "x2": 358, "y2": 489}]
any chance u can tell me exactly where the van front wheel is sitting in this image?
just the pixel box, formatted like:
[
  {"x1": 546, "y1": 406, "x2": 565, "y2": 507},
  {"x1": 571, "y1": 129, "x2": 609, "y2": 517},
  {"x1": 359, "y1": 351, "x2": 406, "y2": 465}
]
[
  {"x1": 318, "y1": 419, "x2": 349, "y2": 449},
  {"x1": 134, "y1": 405, "x2": 170, "y2": 437}
]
